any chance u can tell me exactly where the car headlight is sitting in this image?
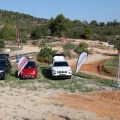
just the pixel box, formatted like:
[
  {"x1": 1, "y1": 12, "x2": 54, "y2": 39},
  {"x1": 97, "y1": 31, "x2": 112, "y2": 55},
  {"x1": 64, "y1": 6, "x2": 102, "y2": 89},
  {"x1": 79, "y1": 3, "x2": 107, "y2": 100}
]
[
  {"x1": 68, "y1": 69, "x2": 72, "y2": 73},
  {"x1": 0, "y1": 70, "x2": 4, "y2": 73},
  {"x1": 32, "y1": 71, "x2": 36, "y2": 75}
]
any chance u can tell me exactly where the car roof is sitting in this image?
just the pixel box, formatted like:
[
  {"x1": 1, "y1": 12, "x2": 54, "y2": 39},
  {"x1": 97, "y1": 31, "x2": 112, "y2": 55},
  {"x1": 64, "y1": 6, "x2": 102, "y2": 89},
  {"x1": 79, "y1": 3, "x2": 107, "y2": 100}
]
[
  {"x1": 53, "y1": 54, "x2": 65, "y2": 57},
  {"x1": 54, "y1": 60, "x2": 67, "y2": 62}
]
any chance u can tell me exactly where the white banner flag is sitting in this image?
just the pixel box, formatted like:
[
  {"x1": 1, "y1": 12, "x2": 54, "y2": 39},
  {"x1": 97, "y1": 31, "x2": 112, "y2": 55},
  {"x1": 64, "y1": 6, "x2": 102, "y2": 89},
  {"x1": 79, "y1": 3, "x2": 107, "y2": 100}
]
[
  {"x1": 18, "y1": 57, "x2": 28, "y2": 76},
  {"x1": 75, "y1": 52, "x2": 88, "y2": 73}
]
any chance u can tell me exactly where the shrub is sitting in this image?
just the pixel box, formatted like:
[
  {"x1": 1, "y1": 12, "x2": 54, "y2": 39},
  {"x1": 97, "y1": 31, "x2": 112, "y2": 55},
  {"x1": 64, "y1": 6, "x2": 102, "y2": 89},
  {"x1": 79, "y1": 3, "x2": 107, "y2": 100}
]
[
  {"x1": 39, "y1": 38, "x2": 56, "y2": 48},
  {"x1": 39, "y1": 39, "x2": 50, "y2": 48},
  {"x1": 31, "y1": 41, "x2": 38, "y2": 46},
  {"x1": 75, "y1": 41, "x2": 88, "y2": 54},
  {"x1": 62, "y1": 42, "x2": 76, "y2": 57},
  {"x1": 37, "y1": 47, "x2": 57, "y2": 64}
]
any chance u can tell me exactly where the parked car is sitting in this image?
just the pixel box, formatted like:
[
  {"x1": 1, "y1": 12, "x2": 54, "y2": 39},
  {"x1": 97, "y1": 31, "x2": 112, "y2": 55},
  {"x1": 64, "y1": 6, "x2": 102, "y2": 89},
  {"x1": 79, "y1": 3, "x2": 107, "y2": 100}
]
[
  {"x1": 50, "y1": 54, "x2": 72, "y2": 79},
  {"x1": 19, "y1": 60, "x2": 38, "y2": 79},
  {"x1": 0, "y1": 54, "x2": 12, "y2": 80}
]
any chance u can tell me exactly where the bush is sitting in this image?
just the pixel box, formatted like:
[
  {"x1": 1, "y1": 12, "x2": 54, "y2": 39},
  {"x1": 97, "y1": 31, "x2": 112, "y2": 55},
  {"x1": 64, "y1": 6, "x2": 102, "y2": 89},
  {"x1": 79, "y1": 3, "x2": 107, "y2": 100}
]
[
  {"x1": 31, "y1": 41, "x2": 38, "y2": 46},
  {"x1": 39, "y1": 39, "x2": 50, "y2": 48},
  {"x1": 37, "y1": 47, "x2": 57, "y2": 64},
  {"x1": 75, "y1": 41, "x2": 88, "y2": 54},
  {"x1": 62, "y1": 42, "x2": 76, "y2": 57},
  {"x1": 39, "y1": 38, "x2": 56, "y2": 48}
]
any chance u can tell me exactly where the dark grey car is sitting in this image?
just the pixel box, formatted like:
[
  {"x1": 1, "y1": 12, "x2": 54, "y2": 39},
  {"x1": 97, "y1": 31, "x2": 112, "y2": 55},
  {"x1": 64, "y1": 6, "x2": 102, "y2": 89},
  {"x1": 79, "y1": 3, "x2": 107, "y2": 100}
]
[{"x1": 0, "y1": 54, "x2": 12, "y2": 80}]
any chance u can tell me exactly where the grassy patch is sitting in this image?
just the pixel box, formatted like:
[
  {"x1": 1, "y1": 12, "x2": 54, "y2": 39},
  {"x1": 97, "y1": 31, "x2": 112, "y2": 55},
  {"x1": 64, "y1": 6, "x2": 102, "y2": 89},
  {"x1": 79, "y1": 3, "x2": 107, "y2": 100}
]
[
  {"x1": 101, "y1": 56, "x2": 119, "y2": 76},
  {"x1": 0, "y1": 62, "x2": 117, "y2": 92},
  {"x1": 97, "y1": 79, "x2": 116, "y2": 86},
  {"x1": 104, "y1": 56, "x2": 118, "y2": 67}
]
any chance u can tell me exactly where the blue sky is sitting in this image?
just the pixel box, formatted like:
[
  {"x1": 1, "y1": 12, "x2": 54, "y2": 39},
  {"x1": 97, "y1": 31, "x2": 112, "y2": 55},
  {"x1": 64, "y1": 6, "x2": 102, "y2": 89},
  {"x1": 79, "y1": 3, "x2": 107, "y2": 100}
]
[{"x1": 0, "y1": 0, "x2": 120, "y2": 23}]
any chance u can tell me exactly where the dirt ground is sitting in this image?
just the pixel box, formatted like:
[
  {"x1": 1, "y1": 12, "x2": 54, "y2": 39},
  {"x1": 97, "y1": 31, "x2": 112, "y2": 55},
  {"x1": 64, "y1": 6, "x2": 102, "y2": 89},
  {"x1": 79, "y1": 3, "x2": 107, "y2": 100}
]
[
  {"x1": 2, "y1": 40, "x2": 120, "y2": 120},
  {"x1": 52, "y1": 90, "x2": 120, "y2": 120},
  {"x1": 0, "y1": 84, "x2": 120, "y2": 120}
]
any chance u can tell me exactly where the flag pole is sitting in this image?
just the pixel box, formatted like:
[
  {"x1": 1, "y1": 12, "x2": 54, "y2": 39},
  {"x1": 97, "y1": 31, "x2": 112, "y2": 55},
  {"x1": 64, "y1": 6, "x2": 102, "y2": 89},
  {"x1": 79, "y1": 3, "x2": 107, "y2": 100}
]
[
  {"x1": 112, "y1": 51, "x2": 120, "y2": 88},
  {"x1": 16, "y1": 25, "x2": 23, "y2": 50},
  {"x1": 16, "y1": 25, "x2": 20, "y2": 47}
]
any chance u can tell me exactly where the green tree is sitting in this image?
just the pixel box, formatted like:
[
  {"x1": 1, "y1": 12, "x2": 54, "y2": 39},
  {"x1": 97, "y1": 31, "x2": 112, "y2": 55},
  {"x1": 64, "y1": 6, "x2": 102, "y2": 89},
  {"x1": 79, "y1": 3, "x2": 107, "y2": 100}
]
[
  {"x1": 31, "y1": 25, "x2": 48, "y2": 39},
  {"x1": 0, "y1": 24, "x2": 16, "y2": 40},
  {"x1": 48, "y1": 17, "x2": 55, "y2": 35},
  {"x1": 48, "y1": 14, "x2": 71, "y2": 37},
  {"x1": 90, "y1": 20, "x2": 98, "y2": 26},
  {"x1": 99, "y1": 22, "x2": 105, "y2": 26},
  {"x1": 84, "y1": 27, "x2": 93, "y2": 39}
]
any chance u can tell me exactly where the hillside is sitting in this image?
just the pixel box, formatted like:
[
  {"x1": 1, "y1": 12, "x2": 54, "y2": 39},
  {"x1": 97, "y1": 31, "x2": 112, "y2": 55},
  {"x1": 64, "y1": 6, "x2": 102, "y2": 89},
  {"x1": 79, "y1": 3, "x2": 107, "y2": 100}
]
[
  {"x1": 0, "y1": 9, "x2": 120, "y2": 42},
  {"x1": 0, "y1": 9, "x2": 48, "y2": 25},
  {"x1": 0, "y1": 9, "x2": 48, "y2": 40}
]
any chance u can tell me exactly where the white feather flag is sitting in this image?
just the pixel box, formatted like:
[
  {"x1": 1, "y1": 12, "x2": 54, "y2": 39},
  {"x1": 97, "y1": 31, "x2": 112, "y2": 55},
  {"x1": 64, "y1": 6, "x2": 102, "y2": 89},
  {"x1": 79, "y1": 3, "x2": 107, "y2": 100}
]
[{"x1": 75, "y1": 52, "x2": 88, "y2": 73}]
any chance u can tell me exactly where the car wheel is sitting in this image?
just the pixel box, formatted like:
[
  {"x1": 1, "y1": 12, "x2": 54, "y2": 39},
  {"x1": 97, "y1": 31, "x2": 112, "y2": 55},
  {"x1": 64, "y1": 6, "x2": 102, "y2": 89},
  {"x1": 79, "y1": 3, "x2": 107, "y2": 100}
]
[
  {"x1": 18, "y1": 76, "x2": 22, "y2": 80},
  {"x1": 69, "y1": 76, "x2": 71, "y2": 79},
  {"x1": 18, "y1": 75, "x2": 21, "y2": 79},
  {"x1": 3, "y1": 72, "x2": 7, "y2": 80},
  {"x1": 51, "y1": 76, "x2": 55, "y2": 80}
]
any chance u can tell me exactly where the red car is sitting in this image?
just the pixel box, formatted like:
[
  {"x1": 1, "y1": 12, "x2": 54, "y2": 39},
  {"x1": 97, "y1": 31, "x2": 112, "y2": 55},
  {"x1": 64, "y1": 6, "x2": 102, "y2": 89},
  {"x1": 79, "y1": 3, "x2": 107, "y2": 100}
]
[{"x1": 19, "y1": 60, "x2": 38, "y2": 79}]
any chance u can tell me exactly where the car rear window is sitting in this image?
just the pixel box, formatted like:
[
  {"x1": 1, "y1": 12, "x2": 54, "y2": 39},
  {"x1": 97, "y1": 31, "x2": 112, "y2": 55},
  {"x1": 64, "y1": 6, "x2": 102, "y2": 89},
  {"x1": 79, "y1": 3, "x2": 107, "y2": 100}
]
[{"x1": 24, "y1": 61, "x2": 35, "y2": 68}]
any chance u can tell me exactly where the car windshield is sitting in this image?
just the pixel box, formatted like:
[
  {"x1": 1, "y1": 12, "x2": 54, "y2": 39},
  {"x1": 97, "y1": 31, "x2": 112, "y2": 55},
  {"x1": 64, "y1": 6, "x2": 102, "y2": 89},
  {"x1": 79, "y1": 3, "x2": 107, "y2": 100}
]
[
  {"x1": 24, "y1": 61, "x2": 36, "y2": 68},
  {"x1": 53, "y1": 61, "x2": 69, "y2": 67},
  {"x1": 0, "y1": 60, "x2": 6, "y2": 66}
]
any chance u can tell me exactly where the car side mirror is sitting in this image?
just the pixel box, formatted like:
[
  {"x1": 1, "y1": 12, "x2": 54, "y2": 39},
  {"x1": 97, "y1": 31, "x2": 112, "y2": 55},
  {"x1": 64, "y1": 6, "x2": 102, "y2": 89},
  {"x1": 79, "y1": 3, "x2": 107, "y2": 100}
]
[{"x1": 50, "y1": 64, "x2": 52, "y2": 67}]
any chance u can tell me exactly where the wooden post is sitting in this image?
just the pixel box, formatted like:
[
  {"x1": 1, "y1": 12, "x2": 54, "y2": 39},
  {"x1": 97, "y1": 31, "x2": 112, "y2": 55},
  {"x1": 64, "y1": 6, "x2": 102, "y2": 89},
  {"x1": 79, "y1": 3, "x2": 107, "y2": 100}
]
[{"x1": 117, "y1": 51, "x2": 120, "y2": 84}]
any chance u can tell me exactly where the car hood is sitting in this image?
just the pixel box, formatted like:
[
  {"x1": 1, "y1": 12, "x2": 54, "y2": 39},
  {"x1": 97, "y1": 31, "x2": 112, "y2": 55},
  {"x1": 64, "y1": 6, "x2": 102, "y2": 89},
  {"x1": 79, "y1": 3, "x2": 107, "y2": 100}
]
[{"x1": 21, "y1": 68, "x2": 37, "y2": 74}]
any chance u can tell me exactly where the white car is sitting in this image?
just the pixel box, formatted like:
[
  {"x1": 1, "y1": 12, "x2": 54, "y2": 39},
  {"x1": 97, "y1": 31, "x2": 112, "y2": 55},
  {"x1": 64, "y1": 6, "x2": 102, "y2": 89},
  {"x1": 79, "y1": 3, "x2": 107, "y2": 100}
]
[{"x1": 50, "y1": 54, "x2": 72, "y2": 79}]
